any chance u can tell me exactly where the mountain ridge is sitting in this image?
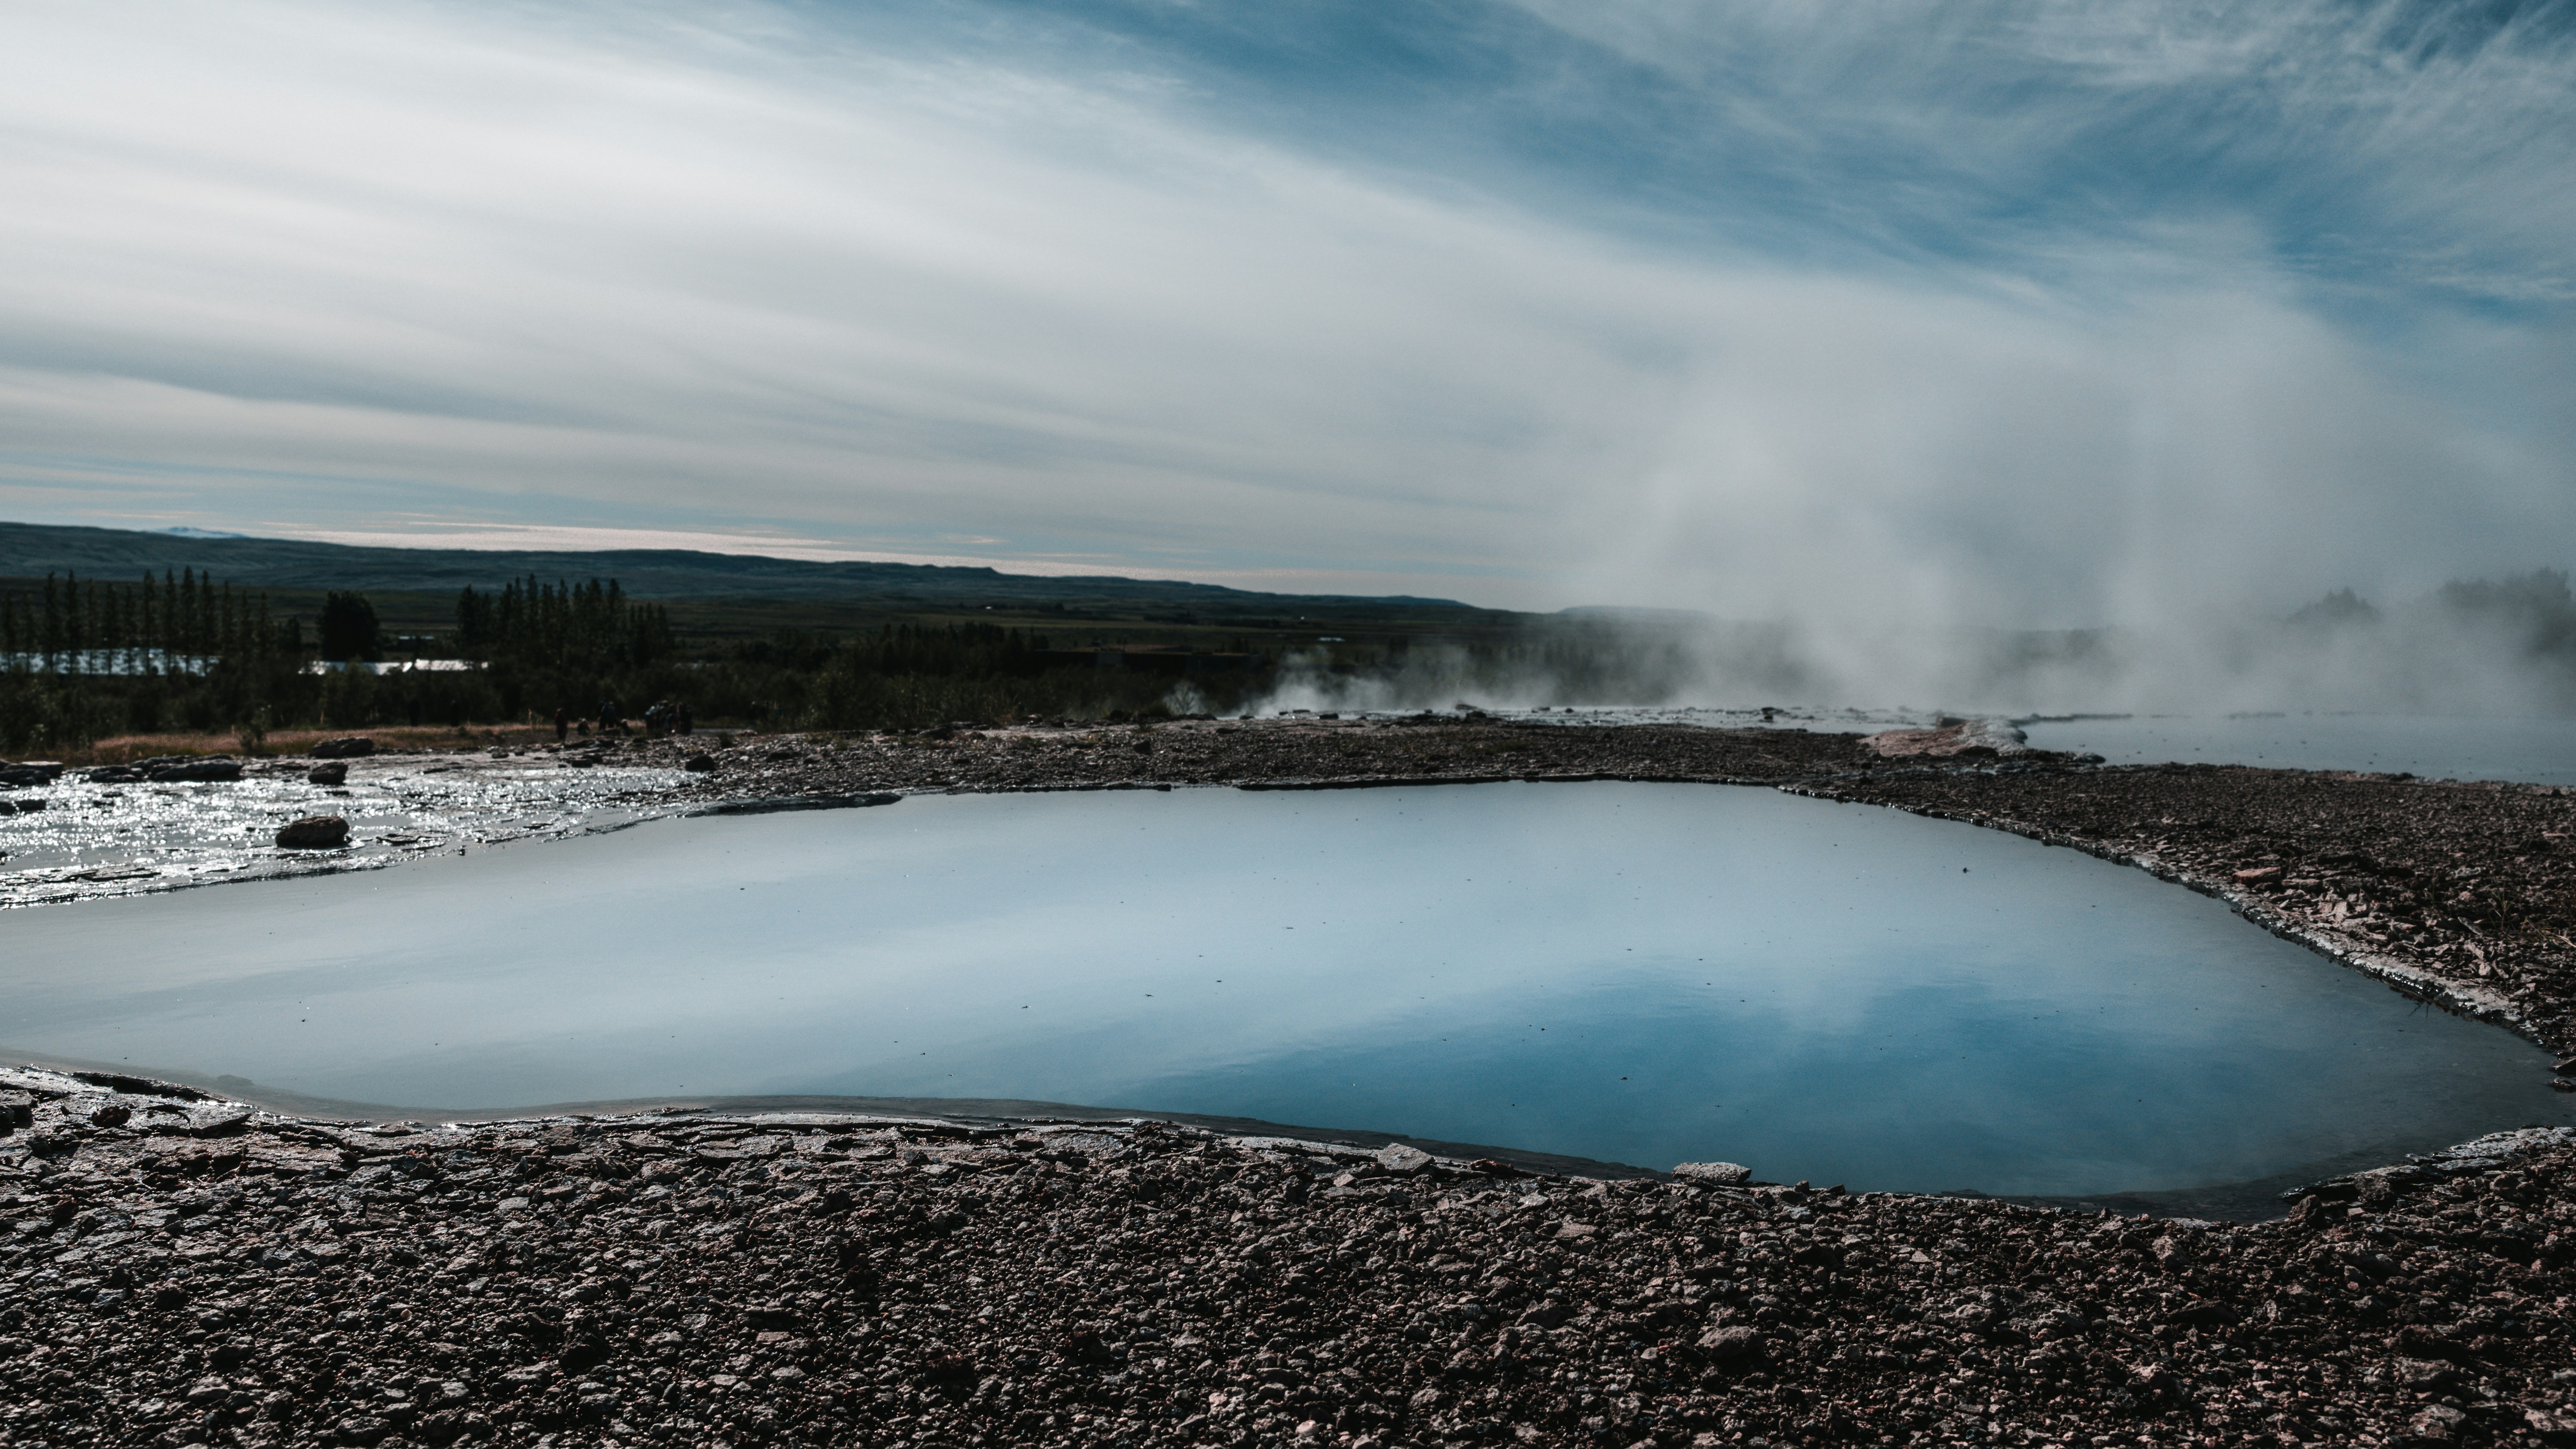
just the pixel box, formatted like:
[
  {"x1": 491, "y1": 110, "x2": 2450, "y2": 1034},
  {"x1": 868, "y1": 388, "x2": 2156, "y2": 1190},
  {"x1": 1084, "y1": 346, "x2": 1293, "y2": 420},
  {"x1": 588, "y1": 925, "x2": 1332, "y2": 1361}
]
[{"x1": 0, "y1": 521, "x2": 1478, "y2": 613}]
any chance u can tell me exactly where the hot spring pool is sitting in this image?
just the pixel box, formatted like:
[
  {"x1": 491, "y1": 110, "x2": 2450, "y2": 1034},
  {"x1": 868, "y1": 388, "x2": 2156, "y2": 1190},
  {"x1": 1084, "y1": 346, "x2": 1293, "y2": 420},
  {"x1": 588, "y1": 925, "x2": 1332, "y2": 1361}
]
[{"x1": 0, "y1": 783, "x2": 2561, "y2": 1203}]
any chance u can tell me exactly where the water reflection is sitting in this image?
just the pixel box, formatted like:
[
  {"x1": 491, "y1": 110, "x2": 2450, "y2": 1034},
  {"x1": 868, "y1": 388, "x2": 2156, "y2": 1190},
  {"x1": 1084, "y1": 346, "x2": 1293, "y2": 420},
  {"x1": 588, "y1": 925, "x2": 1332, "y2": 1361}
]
[{"x1": 0, "y1": 783, "x2": 2559, "y2": 1196}]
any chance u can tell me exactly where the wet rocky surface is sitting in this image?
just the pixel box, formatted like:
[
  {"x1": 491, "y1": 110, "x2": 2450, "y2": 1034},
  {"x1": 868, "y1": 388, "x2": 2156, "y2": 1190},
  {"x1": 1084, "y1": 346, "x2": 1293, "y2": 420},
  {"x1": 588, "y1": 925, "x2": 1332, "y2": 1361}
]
[
  {"x1": 4, "y1": 1066, "x2": 2573, "y2": 1449},
  {"x1": 0, "y1": 742, "x2": 690, "y2": 909}
]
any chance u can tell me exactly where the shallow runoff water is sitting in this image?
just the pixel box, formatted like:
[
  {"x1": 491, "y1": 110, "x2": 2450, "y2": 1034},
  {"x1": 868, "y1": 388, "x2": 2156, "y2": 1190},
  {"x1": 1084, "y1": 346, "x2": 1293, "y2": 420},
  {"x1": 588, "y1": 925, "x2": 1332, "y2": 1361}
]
[
  {"x1": 3, "y1": 784, "x2": 2563, "y2": 1204},
  {"x1": 2017, "y1": 713, "x2": 2576, "y2": 786}
]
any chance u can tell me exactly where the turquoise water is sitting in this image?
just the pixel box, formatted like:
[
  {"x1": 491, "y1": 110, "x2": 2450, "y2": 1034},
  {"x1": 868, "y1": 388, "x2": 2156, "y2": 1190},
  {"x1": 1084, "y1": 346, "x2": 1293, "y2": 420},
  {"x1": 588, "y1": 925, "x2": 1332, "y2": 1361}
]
[{"x1": 0, "y1": 783, "x2": 2561, "y2": 1198}]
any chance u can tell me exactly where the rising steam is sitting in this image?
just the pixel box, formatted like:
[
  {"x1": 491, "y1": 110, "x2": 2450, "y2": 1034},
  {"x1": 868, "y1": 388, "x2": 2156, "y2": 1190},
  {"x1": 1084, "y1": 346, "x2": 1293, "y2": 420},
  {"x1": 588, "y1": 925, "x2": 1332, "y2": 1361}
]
[{"x1": 1251, "y1": 571, "x2": 2576, "y2": 719}]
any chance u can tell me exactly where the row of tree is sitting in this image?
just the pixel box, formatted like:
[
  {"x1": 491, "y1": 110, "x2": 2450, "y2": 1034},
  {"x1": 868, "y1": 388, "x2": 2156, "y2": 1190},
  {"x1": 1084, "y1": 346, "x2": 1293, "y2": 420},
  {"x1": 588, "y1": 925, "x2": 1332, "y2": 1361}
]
[
  {"x1": 455, "y1": 577, "x2": 675, "y2": 669},
  {"x1": 0, "y1": 570, "x2": 286, "y2": 670},
  {"x1": 1, "y1": 567, "x2": 1273, "y2": 753}
]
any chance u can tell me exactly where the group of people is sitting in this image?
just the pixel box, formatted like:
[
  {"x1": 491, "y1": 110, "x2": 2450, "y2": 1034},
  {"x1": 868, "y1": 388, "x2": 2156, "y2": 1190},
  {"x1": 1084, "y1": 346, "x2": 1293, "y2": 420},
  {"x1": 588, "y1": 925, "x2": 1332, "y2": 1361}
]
[{"x1": 641, "y1": 699, "x2": 693, "y2": 736}]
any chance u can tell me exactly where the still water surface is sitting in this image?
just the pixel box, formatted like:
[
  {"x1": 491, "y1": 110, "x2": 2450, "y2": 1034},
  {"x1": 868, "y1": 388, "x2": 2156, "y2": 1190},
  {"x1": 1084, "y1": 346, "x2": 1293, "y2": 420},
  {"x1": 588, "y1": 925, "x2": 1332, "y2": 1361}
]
[{"x1": 2, "y1": 784, "x2": 2561, "y2": 1198}]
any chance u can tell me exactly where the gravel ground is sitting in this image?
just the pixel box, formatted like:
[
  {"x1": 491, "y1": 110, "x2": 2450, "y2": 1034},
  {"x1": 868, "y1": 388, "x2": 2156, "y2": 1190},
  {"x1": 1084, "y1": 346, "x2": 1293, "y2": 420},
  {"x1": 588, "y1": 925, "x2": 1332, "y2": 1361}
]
[
  {"x1": 8, "y1": 717, "x2": 2576, "y2": 1447},
  {"x1": 6, "y1": 1066, "x2": 2574, "y2": 1449}
]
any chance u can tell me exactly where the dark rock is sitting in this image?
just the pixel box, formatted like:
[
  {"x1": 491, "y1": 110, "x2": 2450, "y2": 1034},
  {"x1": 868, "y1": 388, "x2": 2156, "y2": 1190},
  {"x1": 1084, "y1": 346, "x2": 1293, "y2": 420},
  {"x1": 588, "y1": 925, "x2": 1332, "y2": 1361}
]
[
  {"x1": 0, "y1": 760, "x2": 64, "y2": 786},
  {"x1": 309, "y1": 736, "x2": 377, "y2": 760},
  {"x1": 2529, "y1": 1407, "x2": 2576, "y2": 1444},
  {"x1": 2393, "y1": 1357, "x2": 2462, "y2": 1391},
  {"x1": 2410, "y1": 1403, "x2": 2469, "y2": 1441},
  {"x1": 276, "y1": 814, "x2": 352, "y2": 849},
  {"x1": 147, "y1": 756, "x2": 243, "y2": 782},
  {"x1": 307, "y1": 761, "x2": 349, "y2": 786},
  {"x1": 71, "y1": 1071, "x2": 207, "y2": 1099},
  {"x1": 89, "y1": 1104, "x2": 131, "y2": 1128},
  {"x1": 683, "y1": 754, "x2": 717, "y2": 772},
  {"x1": 1697, "y1": 1325, "x2": 1762, "y2": 1360}
]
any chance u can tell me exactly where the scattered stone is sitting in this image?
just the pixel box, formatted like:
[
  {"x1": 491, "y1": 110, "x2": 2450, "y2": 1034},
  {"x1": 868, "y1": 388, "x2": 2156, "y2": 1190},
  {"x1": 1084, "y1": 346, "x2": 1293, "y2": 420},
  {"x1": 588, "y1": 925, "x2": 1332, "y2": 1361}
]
[
  {"x1": 274, "y1": 814, "x2": 351, "y2": 849},
  {"x1": 305, "y1": 761, "x2": 348, "y2": 786},
  {"x1": 1696, "y1": 1324, "x2": 1762, "y2": 1361},
  {"x1": 0, "y1": 1064, "x2": 2567, "y2": 1448},
  {"x1": 1374, "y1": 1141, "x2": 1435, "y2": 1175}
]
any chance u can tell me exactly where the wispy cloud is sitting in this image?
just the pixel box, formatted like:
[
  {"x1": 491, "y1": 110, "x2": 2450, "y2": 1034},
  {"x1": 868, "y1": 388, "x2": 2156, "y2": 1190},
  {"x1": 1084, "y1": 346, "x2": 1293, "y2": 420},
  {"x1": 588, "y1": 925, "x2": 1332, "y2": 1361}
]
[{"x1": 0, "y1": 0, "x2": 2567, "y2": 624}]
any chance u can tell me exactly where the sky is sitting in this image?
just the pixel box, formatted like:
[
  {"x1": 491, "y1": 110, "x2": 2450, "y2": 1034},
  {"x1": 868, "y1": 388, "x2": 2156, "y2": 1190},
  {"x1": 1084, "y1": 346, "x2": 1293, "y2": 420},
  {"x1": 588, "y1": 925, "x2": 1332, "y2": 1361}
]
[{"x1": 0, "y1": 0, "x2": 2571, "y2": 623}]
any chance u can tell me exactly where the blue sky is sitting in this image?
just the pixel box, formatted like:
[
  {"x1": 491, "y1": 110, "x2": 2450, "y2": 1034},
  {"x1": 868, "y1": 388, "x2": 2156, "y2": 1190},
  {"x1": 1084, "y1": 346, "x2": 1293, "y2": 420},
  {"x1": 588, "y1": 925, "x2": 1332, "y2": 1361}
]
[{"x1": 0, "y1": 0, "x2": 2569, "y2": 622}]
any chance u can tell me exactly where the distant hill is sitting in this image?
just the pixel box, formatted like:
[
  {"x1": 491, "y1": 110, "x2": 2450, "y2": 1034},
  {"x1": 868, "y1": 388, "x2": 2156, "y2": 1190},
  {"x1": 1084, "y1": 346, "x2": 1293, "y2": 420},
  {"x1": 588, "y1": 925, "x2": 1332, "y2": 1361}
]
[{"x1": 0, "y1": 521, "x2": 1478, "y2": 616}]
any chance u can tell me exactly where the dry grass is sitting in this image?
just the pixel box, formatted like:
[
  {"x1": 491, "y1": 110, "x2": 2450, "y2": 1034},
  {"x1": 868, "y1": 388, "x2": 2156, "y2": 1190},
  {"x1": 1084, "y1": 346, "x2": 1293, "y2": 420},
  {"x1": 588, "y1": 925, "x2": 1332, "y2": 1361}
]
[{"x1": 50, "y1": 723, "x2": 566, "y2": 766}]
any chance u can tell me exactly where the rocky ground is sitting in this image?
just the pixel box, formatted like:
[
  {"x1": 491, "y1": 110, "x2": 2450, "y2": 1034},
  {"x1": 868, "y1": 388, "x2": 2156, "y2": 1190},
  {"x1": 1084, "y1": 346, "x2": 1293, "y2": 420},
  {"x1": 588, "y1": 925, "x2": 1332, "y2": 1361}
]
[
  {"x1": 5, "y1": 1067, "x2": 2574, "y2": 1449},
  {"x1": 9, "y1": 715, "x2": 2576, "y2": 1446},
  {"x1": 659, "y1": 715, "x2": 1886, "y2": 799}
]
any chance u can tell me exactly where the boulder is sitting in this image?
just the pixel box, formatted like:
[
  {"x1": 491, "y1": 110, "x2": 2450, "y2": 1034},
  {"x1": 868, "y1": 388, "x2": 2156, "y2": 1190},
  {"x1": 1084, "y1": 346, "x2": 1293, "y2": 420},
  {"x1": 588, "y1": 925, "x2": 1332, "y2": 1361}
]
[
  {"x1": 1374, "y1": 1142, "x2": 1435, "y2": 1175},
  {"x1": 309, "y1": 737, "x2": 377, "y2": 760},
  {"x1": 306, "y1": 762, "x2": 349, "y2": 787},
  {"x1": 0, "y1": 761, "x2": 62, "y2": 787},
  {"x1": 276, "y1": 815, "x2": 352, "y2": 850},
  {"x1": 683, "y1": 754, "x2": 718, "y2": 772},
  {"x1": 1673, "y1": 1161, "x2": 1752, "y2": 1186},
  {"x1": 1696, "y1": 1325, "x2": 1762, "y2": 1360}
]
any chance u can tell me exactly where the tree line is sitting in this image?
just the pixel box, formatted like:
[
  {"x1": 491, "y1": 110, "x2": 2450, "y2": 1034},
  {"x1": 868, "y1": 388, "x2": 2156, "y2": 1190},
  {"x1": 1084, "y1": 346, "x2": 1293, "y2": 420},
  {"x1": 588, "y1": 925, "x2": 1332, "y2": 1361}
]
[
  {"x1": 454, "y1": 577, "x2": 674, "y2": 670},
  {"x1": 0, "y1": 567, "x2": 1274, "y2": 755},
  {"x1": 0, "y1": 569, "x2": 286, "y2": 670}
]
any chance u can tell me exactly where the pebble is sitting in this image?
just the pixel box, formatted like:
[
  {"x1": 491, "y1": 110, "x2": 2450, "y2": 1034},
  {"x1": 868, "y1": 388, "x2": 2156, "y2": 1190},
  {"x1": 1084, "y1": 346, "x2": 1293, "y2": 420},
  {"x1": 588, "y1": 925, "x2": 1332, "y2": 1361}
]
[{"x1": 3, "y1": 1066, "x2": 2571, "y2": 1448}]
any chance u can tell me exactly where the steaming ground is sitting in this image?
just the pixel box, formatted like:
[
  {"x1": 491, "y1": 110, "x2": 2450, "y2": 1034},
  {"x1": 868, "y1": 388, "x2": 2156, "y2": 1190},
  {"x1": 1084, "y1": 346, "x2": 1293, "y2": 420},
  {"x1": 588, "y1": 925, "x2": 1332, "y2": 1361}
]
[{"x1": 1240, "y1": 573, "x2": 2576, "y2": 720}]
